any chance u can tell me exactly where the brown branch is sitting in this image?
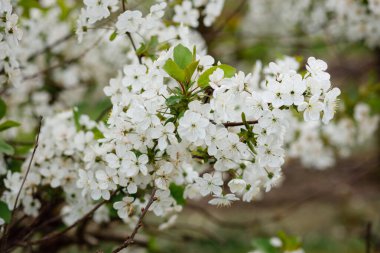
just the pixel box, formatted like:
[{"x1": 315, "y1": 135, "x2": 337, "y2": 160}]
[
  {"x1": 112, "y1": 188, "x2": 157, "y2": 253},
  {"x1": 210, "y1": 120, "x2": 258, "y2": 127},
  {"x1": 222, "y1": 120, "x2": 258, "y2": 127},
  {"x1": 121, "y1": 0, "x2": 126, "y2": 12},
  {"x1": 120, "y1": 0, "x2": 142, "y2": 64},
  {"x1": 1, "y1": 116, "x2": 42, "y2": 252},
  {"x1": 27, "y1": 33, "x2": 74, "y2": 61},
  {"x1": 126, "y1": 32, "x2": 142, "y2": 64},
  {"x1": 212, "y1": 0, "x2": 248, "y2": 36},
  {"x1": 28, "y1": 190, "x2": 118, "y2": 246}
]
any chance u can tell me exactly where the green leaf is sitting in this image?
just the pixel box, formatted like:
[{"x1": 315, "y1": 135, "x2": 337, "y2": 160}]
[
  {"x1": 252, "y1": 238, "x2": 277, "y2": 253},
  {"x1": 277, "y1": 231, "x2": 302, "y2": 251},
  {"x1": 173, "y1": 44, "x2": 193, "y2": 69},
  {"x1": 166, "y1": 95, "x2": 182, "y2": 106},
  {"x1": 0, "y1": 120, "x2": 20, "y2": 132},
  {"x1": 0, "y1": 138, "x2": 14, "y2": 155},
  {"x1": 0, "y1": 201, "x2": 11, "y2": 223},
  {"x1": 92, "y1": 127, "x2": 104, "y2": 140},
  {"x1": 109, "y1": 31, "x2": 117, "y2": 41},
  {"x1": 198, "y1": 64, "x2": 236, "y2": 88},
  {"x1": 184, "y1": 60, "x2": 199, "y2": 83},
  {"x1": 136, "y1": 36, "x2": 159, "y2": 59},
  {"x1": 0, "y1": 98, "x2": 6, "y2": 120},
  {"x1": 163, "y1": 59, "x2": 186, "y2": 83},
  {"x1": 73, "y1": 107, "x2": 81, "y2": 131},
  {"x1": 169, "y1": 183, "x2": 186, "y2": 205}
]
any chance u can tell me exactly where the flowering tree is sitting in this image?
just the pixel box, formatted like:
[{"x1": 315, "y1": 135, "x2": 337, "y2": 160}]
[{"x1": 0, "y1": 0, "x2": 378, "y2": 252}]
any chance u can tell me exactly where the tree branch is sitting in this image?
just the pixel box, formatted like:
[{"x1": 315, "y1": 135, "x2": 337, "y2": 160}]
[
  {"x1": 28, "y1": 190, "x2": 118, "y2": 246},
  {"x1": 210, "y1": 120, "x2": 258, "y2": 127},
  {"x1": 112, "y1": 188, "x2": 157, "y2": 253},
  {"x1": 1, "y1": 116, "x2": 42, "y2": 252}
]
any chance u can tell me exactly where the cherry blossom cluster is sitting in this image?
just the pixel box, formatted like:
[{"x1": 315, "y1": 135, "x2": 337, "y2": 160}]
[
  {"x1": 70, "y1": 43, "x2": 339, "y2": 225},
  {"x1": 2, "y1": 3, "x2": 130, "y2": 135},
  {"x1": 0, "y1": 0, "x2": 22, "y2": 89},
  {"x1": 287, "y1": 103, "x2": 379, "y2": 169},
  {"x1": 173, "y1": 0, "x2": 225, "y2": 27},
  {"x1": 243, "y1": 0, "x2": 380, "y2": 47},
  {"x1": 1, "y1": 111, "x2": 109, "y2": 225},
  {"x1": 252, "y1": 57, "x2": 378, "y2": 169}
]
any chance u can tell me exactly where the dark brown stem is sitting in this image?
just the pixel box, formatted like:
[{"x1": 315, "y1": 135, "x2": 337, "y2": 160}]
[
  {"x1": 126, "y1": 32, "x2": 142, "y2": 64},
  {"x1": 28, "y1": 190, "x2": 118, "y2": 246},
  {"x1": 112, "y1": 188, "x2": 157, "y2": 253},
  {"x1": 210, "y1": 119, "x2": 258, "y2": 128},
  {"x1": 222, "y1": 120, "x2": 258, "y2": 127},
  {"x1": 1, "y1": 117, "x2": 42, "y2": 252}
]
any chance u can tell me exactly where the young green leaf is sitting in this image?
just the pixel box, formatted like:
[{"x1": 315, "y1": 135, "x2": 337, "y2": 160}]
[
  {"x1": 198, "y1": 64, "x2": 236, "y2": 88},
  {"x1": 173, "y1": 44, "x2": 193, "y2": 69},
  {"x1": 0, "y1": 98, "x2": 6, "y2": 120},
  {"x1": 0, "y1": 120, "x2": 20, "y2": 132},
  {"x1": 277, "y1": 231, "x2": 302, "y2": 251},
  {"x1": 73, "y1": 107, "x2": 81, "y2": 131},
  {"x1": 163, "y1": 59, "x2": 186, "y2": 83},
  {"x1": 109, "y1": 31, "x2": 117, "y2": 41},
  {"x1": 169, "y1": 183, "x2": 186, "y2": 205},
  {"x1": 0, "y1": 138, "x2": 14, "y2": 155},
  {"x1": 251, "y1": 238, "x2": 277, "y2": 253},
  {"x1": 166, "y1": 95, "x2": 182, "y2": 106},
  {"x1": 184, "y1": 60, "x2": 199, "y2": 83},
  {"x1": 0, "y1": 201, "x2": 11, "y2": 223}
]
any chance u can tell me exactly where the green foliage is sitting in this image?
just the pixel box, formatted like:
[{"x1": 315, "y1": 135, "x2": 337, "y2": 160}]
[
  {"x1": 136, "y1": 36, "x2": 159, "y2": 60},
  {"x1": 0, "y1": 201, "x2": 11, "y2": 223},
  {"x1": 163, "y1": 59, "x2": 186, "y2": 83},
  {"x1": 163, "y1": 44, "x2": 199, "y2": 86},
  {"x1": 184, "y1": 60, "x2": 199, "y2": 83},
  {"x1": 109, "y1": 31, "x2": 117, "y2": 41},
  {"x1": 166, "y1": 95, "x2": 183, "y2": 106},
  {"x1": 0, "y1": 138, "x2": 14, "y2": 155},
  {"x1": 277, "y1": 231, "x2": 302, "y2": 251},
  {"x1": 92, "y1": 127, "x2": 105, "y2": 140},
  {"x1": 252, "y1": 238, "x2": 278, "y2": 253},
  {"x1": 169, "y1": 183, "x2": 186, "y2": 205},
  {"x1": 198, "y1": 64, "x2": 236, "y2": 88},
  {"x1": 0, "y1": 97, "x2": 6, "y2": 120},
  {"x1": 0, "y1": 120, "x2": 20, "y2": 132},
  {"x1": 73, "y1": 107, "x2": 81, "y2": 131},
  {"x1": 173, "y1": 44, "x2": 193, "y2": 69}
]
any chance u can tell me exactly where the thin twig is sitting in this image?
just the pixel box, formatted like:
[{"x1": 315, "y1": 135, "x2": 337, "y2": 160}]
[
  {"x1": 126, "y1": 32, "x2": 142, "y2": 64},
  {"x1": 112, "y1": 188, "x2": 157, "y2": 253},
  {"x1": 120, "y1": 0, "x2": 142, "y2": 64},
  {"x1": 28, "y1": 190, "x2": 118, "y2": 245},
  {"x1": 1, "y1": 117, "x2": 42, "y2": 252},
  {"x1": 212, "y1": 0, "x2": 248, "y2": 36},
  {"x1": 210, "y1": 120, "x2": 258, "y2": 127},
  {"x1": 222, "y1": 120, "x2": 258, "y2": 127},
  {"x1": 27, "y1": 33, "x2": 74, "y2": 61}
]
